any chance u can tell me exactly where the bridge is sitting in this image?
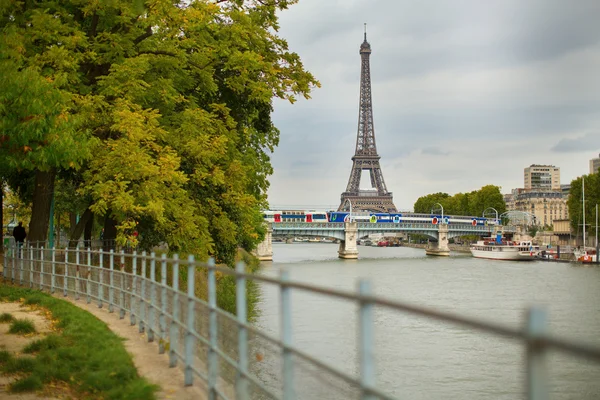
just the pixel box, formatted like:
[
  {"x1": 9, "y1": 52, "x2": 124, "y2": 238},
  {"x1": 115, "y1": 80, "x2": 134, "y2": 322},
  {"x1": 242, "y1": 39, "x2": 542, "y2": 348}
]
[{"x1": 255, "y1": 220, "x2": 516, "y2": 260}]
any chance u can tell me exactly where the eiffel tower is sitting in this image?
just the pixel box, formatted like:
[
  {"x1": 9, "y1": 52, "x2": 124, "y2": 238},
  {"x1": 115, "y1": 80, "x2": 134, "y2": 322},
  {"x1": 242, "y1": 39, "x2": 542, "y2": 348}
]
[{"x1": 339, "y1": 26, "x2": 397, "y2": 213}]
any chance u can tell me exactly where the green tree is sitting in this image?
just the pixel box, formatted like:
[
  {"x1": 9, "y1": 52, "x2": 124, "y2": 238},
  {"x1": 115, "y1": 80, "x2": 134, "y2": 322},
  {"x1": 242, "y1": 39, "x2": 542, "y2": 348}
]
[
  {"x1": 1, "y1": 0, "x2": 318, "y2": 263},
  {"x1": 567, "y1": 172, "x2": 600, "y2": 234},
  {"x1": 413, "y1": 185, "x2": 506, "y2": 217}
]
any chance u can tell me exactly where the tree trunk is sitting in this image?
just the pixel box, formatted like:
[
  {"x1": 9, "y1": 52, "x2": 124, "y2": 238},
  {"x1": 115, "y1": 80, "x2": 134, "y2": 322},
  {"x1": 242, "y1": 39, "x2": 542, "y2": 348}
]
[
  {"x1": 28, "y1": 169, "x2": 56, "y2": 246},
  {"x1": 68, "y1": 208, "x2": 93, "y2": 248},
  {"x1": 0, "y1": 180, "x2": 3, "y2": 255},
  {"x1": 84, "y1": 214, "x2": 93, "y2": 248},
  {"x1": 69, "y1": 212, "x2": 77, "y2": 237},
  {"x1": 103, "y1": 213, "x2": 117, "y2": 251}
]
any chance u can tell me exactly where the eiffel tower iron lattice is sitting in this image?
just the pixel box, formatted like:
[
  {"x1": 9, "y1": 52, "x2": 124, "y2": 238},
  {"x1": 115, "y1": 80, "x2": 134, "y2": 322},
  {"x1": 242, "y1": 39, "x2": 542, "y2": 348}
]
[{"x1": 339, "y1": 26, "x2": 397, "y2": 213}]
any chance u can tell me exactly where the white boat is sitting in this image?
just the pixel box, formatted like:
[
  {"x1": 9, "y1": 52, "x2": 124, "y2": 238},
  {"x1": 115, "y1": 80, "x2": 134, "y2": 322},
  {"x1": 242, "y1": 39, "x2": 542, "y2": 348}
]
[
  {"x1": 574, "y1": 247, "x2": 597, "y2": 263},
  {"x1": 470, "y1": 238, "x2": 540, "y2": 261},
  {"x1": 573, "y1": 177, "x2": 598, "y2": 263}
]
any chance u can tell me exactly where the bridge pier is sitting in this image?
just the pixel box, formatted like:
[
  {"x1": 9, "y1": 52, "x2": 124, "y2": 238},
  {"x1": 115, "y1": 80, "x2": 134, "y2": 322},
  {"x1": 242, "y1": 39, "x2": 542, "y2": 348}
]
[
  {"x1": 338, "y1": 222, "x2": 359, "y2": 259},
  {"x1": 254, "y1": 224, "x2": 273, "y2": 261},
  {"x1": 425, "y1": 224, "x2": 450, "y2": 256}
]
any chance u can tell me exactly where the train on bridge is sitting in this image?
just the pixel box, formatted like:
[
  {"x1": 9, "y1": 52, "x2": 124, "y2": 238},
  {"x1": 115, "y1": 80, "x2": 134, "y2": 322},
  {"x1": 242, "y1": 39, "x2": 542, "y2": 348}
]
[{"x1": 263, "y1": 210, "x2": 499, "y2": 226}]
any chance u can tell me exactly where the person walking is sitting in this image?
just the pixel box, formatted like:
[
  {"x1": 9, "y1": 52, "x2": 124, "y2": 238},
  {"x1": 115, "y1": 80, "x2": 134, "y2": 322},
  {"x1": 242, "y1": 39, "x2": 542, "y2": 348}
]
[{"x1": 12, "y1": 222, "x2": 26, "y2": 256}]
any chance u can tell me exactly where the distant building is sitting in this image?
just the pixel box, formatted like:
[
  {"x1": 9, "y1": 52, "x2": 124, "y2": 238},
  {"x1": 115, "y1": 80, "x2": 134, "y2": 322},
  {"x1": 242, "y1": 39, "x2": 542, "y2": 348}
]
[
  {"x1": 524, "y1": 164, "x2": 560, "y2": 190},
  {"x1": 511, "y1": 188, "x2": 568, "y2": 226},
  {"x1": 560, "y1": 184, "x2": 571, "y2": 199},
  {"x1": 590, "y1": 154, "x2": 600, "y2": 174}
]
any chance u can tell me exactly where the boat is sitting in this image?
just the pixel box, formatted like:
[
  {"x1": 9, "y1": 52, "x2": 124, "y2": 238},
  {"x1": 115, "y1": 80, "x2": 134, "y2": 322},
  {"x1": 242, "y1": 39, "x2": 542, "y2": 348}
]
[
  {"x1": 573, "y1": 176, "x2": 598, "y2": 263},
  {"x1": 470, "y1": 235, "x2": 540, "y2": 261}
]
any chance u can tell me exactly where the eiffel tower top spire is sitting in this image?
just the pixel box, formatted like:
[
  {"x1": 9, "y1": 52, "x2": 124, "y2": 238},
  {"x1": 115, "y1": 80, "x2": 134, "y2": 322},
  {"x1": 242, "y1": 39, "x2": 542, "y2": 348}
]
[{"x1": 338, "y1": 28, "x2": 397, "y2": 213}]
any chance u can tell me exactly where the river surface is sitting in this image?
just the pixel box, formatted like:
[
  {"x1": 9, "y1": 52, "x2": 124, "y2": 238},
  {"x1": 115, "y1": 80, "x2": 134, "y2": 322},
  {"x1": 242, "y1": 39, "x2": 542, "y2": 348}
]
[{"x1": 253, "y1": 243, "x2": 600, "y2": 400}]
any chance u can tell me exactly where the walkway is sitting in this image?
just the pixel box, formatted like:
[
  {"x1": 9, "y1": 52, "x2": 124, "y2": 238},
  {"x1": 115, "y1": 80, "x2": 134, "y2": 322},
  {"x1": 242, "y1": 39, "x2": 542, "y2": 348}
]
[{"x1": 0, "y1": 255, "x2": 206, "y2": 400}]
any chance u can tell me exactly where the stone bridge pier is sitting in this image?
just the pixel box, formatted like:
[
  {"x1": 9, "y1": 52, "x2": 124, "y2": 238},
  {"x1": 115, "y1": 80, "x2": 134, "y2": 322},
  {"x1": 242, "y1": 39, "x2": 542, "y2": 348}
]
[
  {"x1": 254, "y1": 224, "x2": 273, "y2": 261},
  {"x1": 425, "y1": 224, "x2": 450, "y2": 256},
  {"x1": 338, "y1": 222, "x2": 358, "y2": 259}
]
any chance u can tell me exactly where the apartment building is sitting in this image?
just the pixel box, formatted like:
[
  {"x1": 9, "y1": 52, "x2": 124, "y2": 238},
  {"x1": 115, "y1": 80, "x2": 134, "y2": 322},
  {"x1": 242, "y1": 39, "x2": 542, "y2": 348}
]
[
  {"x1": 524, "y1": 164, "x2": 561, "y2": 190},
  {"x1": 590, "y1": 154, "x2": 600, "y2": 174}
]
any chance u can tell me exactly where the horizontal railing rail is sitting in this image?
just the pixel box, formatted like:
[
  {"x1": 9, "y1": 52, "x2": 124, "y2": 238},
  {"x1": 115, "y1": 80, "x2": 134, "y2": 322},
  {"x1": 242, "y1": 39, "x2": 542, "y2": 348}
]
[{"x1": 2, "y1": 245, "x2": 599, "y2": 399}]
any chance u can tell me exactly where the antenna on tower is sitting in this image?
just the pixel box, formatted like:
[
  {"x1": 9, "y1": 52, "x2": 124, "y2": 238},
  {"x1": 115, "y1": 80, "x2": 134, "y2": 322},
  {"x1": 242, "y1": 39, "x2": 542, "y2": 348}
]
[{"x1": 364, "y1": 23, "x2": 367, "y2": 41}]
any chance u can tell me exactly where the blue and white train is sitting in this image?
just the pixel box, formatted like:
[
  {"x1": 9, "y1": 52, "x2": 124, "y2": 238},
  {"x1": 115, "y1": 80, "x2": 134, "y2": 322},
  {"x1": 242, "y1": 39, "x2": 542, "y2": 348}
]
[{"x1": 263, "y1": 210, "x2": 499, "y2": 226}]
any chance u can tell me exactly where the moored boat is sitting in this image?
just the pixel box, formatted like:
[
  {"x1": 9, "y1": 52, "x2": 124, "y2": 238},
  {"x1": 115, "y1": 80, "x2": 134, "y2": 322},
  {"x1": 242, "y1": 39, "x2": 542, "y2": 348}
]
[
  {"x1": 574, "y1": 247, "x2": 597, "y2": 263},
  {"x1": 470, "y1": 237, "x2": 540, "y2": 261}
]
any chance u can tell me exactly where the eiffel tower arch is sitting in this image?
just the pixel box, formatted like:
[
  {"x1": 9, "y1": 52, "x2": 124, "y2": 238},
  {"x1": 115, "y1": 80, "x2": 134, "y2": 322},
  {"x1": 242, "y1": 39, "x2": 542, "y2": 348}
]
[{"x1": 339, "y1": 27, "x2": 397, "y2": 213}]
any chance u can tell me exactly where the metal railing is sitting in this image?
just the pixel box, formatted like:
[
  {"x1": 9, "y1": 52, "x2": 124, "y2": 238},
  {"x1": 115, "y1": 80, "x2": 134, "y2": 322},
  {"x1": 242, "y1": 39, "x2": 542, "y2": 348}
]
[{"x1": 2, "y1": 245, "x2": 600, "y2": 399}]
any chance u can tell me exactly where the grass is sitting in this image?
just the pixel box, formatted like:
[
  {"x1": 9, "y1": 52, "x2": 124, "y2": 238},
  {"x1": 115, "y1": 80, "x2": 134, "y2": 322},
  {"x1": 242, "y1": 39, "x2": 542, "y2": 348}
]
[
  {"x1": 0, "y1": 285, "x2": 158, "y2": 399},
  {"x1": 0, "y1": 312, "x2": 14, "y2": 323},
  {"x1": 8, "y1": 318, "x2": 36, "y2": 334}
]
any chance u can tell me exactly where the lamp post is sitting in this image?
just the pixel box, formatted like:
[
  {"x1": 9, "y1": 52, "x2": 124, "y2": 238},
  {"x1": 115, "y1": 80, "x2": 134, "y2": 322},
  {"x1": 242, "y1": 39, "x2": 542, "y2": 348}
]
[
  {"x1": 483, "y1": 207, "x2": 499, "y2": 223},
  {"x1": 432, "y1": 203, "x2": 444, "y2": 223}
]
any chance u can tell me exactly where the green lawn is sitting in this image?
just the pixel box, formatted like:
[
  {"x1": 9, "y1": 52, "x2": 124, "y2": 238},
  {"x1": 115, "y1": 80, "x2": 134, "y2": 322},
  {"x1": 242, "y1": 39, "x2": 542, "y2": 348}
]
[{"x1": 0, "y1": 284, "x2": 158, "y2": 399}]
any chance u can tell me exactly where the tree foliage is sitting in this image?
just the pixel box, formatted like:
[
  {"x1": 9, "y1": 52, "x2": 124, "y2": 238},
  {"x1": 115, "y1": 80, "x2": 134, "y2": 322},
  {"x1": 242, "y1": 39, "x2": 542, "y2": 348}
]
[
  {"x1": 1, "y1": 0, "x2": 318, "y2": 263},
  {"x1": 413, "y1": 185, "x2": 506, "y2": 217},
  {"x1": 567, "y1": 172, "x2": 600, "y2": 233}
]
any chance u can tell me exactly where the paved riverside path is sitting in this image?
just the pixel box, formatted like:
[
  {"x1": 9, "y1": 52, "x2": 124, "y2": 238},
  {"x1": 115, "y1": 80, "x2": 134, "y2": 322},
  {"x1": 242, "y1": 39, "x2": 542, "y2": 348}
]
[{"x1": 0, "y1": 255, "x2": 207, "y2": 400}]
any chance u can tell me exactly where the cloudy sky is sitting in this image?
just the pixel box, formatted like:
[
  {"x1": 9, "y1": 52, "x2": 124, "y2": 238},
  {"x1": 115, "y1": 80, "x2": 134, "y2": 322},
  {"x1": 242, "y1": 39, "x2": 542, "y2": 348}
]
[{"x1": 266, "y1": 0, "x2": 600, "y2": 211}]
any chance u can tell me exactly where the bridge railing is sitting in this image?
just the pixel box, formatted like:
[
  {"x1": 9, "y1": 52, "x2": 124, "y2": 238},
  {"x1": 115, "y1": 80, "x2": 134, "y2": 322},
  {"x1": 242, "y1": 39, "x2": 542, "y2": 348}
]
[{"x1": 3, "y1": 245, "x2": 600, "y2": 399}]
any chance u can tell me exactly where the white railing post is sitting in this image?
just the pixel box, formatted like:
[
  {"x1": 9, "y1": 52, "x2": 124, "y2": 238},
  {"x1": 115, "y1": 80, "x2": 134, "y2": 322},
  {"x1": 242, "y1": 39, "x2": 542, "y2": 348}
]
[
  {"x1": 148, "y1": 252, "x2": 156, "y2": 342},
  {"x1": 40, "y1": 247, "x2": 45, "y2": 290},
  {"x1": 131, "y1": 251, "x2": 137, "y2": 326},
  {"x1": 109, "y1": 250, "x2": 115, "y2": 313},
  {"x1": 208, "y1": 257, "x2": 218, "y2": 399},
  {"x1": 169, "y1": 254, "x2": 179, "y2": 368},
  {"x1": 139, "y1": 251, "x2": 147, "y2": 334},
  {"x1": 51, "y1": 247, "x2": 56, "y2": 293},
  {"x1": 63, "y1": 247, "x2": 69, "y2": 296},
  {"x1": 281, "y1": 269, "x2": 295, "y2": 400},
  {"x1": 358, "y1": 279, "x2": 376, "y2": 400},
  {"x1": 120, "y1": 250, "x2": 126, "y2": 319},
  {"x1": 159, "y1": 253, "x2": 167, "y2": 354},
  {"x1": 184, "y1": 255, "x2": 196, "y2": 386},
  {"x1": 29, "y1": 245, "x2": 33, "y2": 288},
  {"x1": 525, "y1": 307, "x2": 548, "y2": 400},
  {"x1": 98, "y1": 250, "x2": 104, "y2": 308},
  {"x1": 86, "y1": 248, "x2": 92, "y2": 304},
  {"x1": 235, "y1": 261, "x2": 249, "y2": 400},
  {"x1": 75, "y1": 246, "x2": 81, "y2": 300}
]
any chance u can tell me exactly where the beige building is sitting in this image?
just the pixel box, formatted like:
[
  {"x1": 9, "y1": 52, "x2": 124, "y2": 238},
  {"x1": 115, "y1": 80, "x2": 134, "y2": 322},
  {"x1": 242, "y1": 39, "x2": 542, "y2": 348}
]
[
  {"x1": 524, "y1": 164, "x2": 560, "y2": 190},
  {"x1": 590, "y1": 154, "x2": 600, "y2": 174},
  {"x1": 511, "y1": 188, "x2": 569, "y2": 227}
]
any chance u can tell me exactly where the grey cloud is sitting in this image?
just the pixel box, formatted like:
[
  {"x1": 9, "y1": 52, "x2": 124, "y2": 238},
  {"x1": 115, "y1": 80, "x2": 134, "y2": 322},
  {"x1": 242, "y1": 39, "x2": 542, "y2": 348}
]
[
  {"x1": 551, "y1": 133, "x2": 600, "y2": 153},
  {"x1": 422, "y1": 147, "x2": 450, "y2": 156}
]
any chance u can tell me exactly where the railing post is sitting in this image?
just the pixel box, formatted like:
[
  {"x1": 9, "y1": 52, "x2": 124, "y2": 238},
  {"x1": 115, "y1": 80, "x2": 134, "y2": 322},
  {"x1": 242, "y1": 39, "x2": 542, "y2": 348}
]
[
  {"x1": 131, "y1": 251, "x2": 137, "y2": 326},
  {"x1": 525, "y1": 307, "x2": 548, "y2": 400},
  {"x1": 280, "y1": 269, "x2": 295, "y2": 400},
  {"x1": 159, "y1": 253, "x2": 167, "y2": 353},
  {"x1": 208, "y1": 257, "x2": 218, "y2": 399},
  {"x1": 19, "y1": 245, "x2": 24, "y2": 286},
  {"x1": 235, "y1": 261, "x2": 249, "y2": 400},
  {"x1": 139, "y1": 251, "x2": 147, "y2": 334},
  {"x1": 358, "y1": 279, "x2": 376, "y2": 400},
  {"x1": 120, "y1": 250, "x2": 126, "y2": 319},
  {"x1": 75, "y1": 246, "x2": 81, "y2": 300},
  {"x1": 148, "y1": 252, "x2": 156, "y2": 342},
  {"x1": 184, "y1": 255, "x2": 196, "y2": 386},
  {"x1": 169, "y1": 254, "x2": 180, "y2": 368},
  {"x1": 40, "y1": 247, "x2": 45, "y2": 290},
  {"x1": 109, "y1": 250, "x2": 115, "y2": 313},
  {"x1": 86, "y1": 248, "x2": 92, "y2": 304},
  {"x1": 63, "y1": 247, "x2": 68, "y2": 297},
  {"x1": 51, "y1": 247, "x2": 56, "y2": 294},
  {"x1": 29, "y1": 245, "x2": 33, "y2": 288},
  {"x1": 98, "y1": 251, "x2": 104, "y2": 308},
  {"x1": 11, "y1": 243, "x2": 15, "y2": 283}
]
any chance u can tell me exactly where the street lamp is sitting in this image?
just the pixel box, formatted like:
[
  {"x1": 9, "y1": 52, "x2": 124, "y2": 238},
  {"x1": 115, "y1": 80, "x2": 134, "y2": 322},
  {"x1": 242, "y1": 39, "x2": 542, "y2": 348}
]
[
  {"x1": 431, "y1": 203, "x2": 444, "y2": 224},
  {"x1": 483, "y1": 207, "x2": 499, "y2": 223},
  {"x1": 344, "y1": 199, "x2": 353, "y2": 222}
]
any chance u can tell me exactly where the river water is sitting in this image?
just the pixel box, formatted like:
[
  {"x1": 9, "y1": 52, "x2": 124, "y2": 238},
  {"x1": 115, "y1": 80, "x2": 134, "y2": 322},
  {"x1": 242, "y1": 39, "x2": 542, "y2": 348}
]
[{"x1": 253, "y1": 243, "x2": 600, "y2": 400}]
